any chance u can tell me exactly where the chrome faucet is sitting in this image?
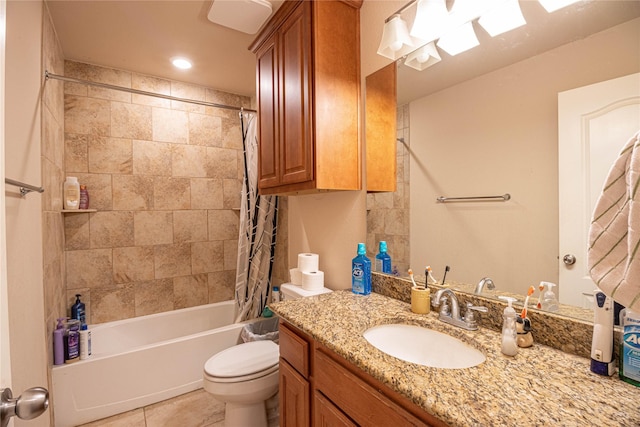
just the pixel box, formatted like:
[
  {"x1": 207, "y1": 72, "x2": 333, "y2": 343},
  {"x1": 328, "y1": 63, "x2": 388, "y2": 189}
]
[
  {"x1": 475, "y1": 277, "x2": 495, "y2": 295},
  {"x1": 432, "y1": 289, "x2": 488, "y2": 331}
]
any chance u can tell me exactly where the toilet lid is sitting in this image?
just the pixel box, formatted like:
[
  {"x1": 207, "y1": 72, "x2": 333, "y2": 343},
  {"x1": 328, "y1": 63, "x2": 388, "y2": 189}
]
[{"x1": 205, "y1": 340, "x2": 279, "y2": 378}]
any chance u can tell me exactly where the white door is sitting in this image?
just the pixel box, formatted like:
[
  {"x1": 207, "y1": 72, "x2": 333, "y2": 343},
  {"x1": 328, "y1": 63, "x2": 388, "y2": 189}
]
[{"x1": 558, "y1": 73, "x2": 640, "y2": 308}]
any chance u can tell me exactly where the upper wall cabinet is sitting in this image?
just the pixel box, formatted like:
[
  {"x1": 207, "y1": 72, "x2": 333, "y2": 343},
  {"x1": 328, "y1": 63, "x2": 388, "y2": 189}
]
[
  {"x1": 365, "y1": 63, "x2": 397, "y2": 192},
  {"x1": 250, "y1": 0, "x2": 363, "y2": 195}
]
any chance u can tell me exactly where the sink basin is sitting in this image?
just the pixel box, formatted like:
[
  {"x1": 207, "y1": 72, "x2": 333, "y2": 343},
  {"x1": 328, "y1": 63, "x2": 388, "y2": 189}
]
[{"x1": 363, "y1": 324, "x2": 485, "y2": 369}]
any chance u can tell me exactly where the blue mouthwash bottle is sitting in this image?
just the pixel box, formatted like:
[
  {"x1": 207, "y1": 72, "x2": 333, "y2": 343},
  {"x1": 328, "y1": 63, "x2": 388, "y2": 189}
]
[
  {"x1": 620, "y1": 308, "x2": 640, "y2": 387},
  {"x1": 375, "y1": 241, "x2": 392, "y2": 274},
  {"x1": 352, "y1": 243, "x2": 371, "y2": 295}
]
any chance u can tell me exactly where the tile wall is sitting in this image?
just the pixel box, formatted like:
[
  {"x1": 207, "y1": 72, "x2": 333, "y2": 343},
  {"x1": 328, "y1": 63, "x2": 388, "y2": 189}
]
[
  {"x1": 366, "y1": 104, "x2": 410, "y2": 275},
  {"x1": 60, "y1": 60, "x2": 258, "y2": 324},
  {"x1": 42, "y1": 1, "x2": 67, "y2": 368}
]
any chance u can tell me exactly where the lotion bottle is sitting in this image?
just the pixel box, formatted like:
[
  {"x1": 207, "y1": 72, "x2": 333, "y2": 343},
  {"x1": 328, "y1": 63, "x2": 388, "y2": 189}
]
[
  {"x1": 499, "y1": 296, "x2": 518, "y2": 356},
  {"x1": 53, "y1": 318, "x2": 65, "y2": 365},
  {"x1": 63, "y1": 176, "x2": 80, "y2": 210},
  {"x1": 80, "y1": 324, "x2": 92, "y2": 360}
]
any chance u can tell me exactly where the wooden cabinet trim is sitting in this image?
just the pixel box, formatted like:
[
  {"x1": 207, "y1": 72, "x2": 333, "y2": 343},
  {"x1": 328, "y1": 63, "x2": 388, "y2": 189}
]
[
  {"x1": 280, "y1": 358, "x2": 311, "y2": 427},
  {"x1": 365, "y1": 62, "x2": 397, "y2": 192},
  {"x1": 279, "y1": 321, "x2": 311, "y2": 378},
  {"x1": 315, "y1": 345, "x2": 449, "y2": 427}
]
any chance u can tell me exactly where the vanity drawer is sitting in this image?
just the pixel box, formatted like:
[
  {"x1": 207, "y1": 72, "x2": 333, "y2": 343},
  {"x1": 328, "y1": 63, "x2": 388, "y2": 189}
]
[
  {"x1": 279, "y1": 320, "x2": 310, "y2": 378},
  {"x1": 315, "y1": 347, "x2": 445, "y2": 427}
]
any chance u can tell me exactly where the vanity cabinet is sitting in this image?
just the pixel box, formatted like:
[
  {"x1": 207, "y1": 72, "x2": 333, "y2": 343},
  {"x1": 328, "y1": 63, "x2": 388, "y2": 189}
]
[
  {"x1": 278, "y1": 320, "x2": 447, "y2": 427},
  {"x1": 250, "y1": 0, "x2": 362, "y2": 195}
]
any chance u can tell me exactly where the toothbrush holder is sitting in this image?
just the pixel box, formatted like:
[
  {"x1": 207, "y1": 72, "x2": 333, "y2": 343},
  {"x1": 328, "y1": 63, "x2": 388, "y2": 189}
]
[{"x1": 411, "y1": 286, "x2": 431, "y2": 314}]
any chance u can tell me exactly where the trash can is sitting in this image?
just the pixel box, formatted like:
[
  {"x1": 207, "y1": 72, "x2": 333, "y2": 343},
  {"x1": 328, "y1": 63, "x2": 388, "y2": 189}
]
[{"x1": 241, "y1": 317, "x2": 280, "y2": 344}]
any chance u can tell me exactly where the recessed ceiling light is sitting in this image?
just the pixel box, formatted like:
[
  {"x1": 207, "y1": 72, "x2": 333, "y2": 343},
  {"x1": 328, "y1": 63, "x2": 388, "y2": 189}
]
[{"x1": 172, "y1": 58, "x2": 192, "y2": 70}]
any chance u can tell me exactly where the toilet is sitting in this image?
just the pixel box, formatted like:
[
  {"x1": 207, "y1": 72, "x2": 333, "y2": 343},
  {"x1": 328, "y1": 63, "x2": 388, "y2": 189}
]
[{"x1": 203, "y1": 340, "x2": 279, "y2": 427}]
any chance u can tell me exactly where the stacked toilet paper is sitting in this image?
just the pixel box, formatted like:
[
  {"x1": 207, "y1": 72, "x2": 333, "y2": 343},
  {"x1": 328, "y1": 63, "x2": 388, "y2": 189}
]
[{"x1": 289, "y1": 253, "x2": 325, "y2": 291}]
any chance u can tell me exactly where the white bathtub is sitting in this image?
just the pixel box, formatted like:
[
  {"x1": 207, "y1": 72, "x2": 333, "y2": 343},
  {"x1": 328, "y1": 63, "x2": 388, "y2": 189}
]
[{"x1": 52, "y1": 300, "x2": 252, "y2": 427}]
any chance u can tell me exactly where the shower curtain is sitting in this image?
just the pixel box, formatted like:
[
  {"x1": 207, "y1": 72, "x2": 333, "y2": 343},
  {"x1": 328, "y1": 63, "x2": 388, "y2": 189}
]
[{"x1": 235, "y1": 112, "x2": 279, "y2": 322}]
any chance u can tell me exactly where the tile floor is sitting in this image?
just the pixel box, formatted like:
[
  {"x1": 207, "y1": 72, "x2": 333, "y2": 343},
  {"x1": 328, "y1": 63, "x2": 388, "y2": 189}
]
[{"x1": 79, "y1": 389, "x2": 279, "y2": 427}]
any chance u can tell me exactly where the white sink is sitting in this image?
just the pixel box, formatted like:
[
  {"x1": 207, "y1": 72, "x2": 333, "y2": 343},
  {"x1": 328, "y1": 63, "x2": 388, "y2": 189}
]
[{"x1": 363, "y1": 324, "x2": 485, "y2": 369}]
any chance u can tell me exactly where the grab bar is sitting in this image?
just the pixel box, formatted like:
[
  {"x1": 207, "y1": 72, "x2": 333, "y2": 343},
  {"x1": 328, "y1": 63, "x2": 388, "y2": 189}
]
[
  {"x1": 5, "y1": 178, "x2": 45, "y2": 197},
  {"x1": 437, "y1": 193, "x2": 510, "y2": 203}
]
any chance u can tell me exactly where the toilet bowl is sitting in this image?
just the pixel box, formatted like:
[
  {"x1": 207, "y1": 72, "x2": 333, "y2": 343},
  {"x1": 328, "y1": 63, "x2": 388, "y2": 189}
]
[{"x1": 203, "y1": 340, "x2": 279, "y2": 427}]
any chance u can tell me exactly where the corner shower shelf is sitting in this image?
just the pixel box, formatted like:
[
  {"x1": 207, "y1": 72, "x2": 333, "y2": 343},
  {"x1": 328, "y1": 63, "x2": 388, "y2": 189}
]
[{"x1": 61, "y1": 209, "x2": 97, "y2": 213}]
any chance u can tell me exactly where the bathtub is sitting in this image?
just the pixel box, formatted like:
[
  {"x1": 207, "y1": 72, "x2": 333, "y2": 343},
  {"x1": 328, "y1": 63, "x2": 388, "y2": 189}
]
[{"x1": 52, "y1": 300, "x2": 253, "y2": 427}]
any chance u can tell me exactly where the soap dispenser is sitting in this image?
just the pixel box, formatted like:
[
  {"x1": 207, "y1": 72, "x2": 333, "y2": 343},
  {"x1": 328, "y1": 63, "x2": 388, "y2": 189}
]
[
  {"x1": 540, "y1": 281, "x2": 559, "y2": 312},
  {"x1": 499, "y1": 296, "x2": 519, "y2": 356}
]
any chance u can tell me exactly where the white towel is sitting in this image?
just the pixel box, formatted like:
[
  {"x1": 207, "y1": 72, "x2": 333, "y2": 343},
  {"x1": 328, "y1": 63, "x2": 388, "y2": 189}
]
[{"x1": 588, "y1": 130, "x2": 640, "y2": 311}]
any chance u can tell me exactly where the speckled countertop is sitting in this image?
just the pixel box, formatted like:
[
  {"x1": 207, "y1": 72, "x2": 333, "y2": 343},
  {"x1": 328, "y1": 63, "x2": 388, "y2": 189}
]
[{"x1": 271, "y1": 291, "x2": 640, "y2": 427}]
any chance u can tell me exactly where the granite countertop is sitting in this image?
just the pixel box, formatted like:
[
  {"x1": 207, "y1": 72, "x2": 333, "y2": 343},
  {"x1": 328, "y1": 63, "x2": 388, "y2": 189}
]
[{"x1": 271, "y1": 290, "x2": 640, "y2": 427}]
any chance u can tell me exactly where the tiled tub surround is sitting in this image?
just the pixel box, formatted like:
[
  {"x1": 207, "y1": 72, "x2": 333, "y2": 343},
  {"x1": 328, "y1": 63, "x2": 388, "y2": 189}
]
[
  {"x1": 271, "y1": 291, "x2": 640, "y2": 426},
  {"x1": 62, "y1": 61, "x2": 251, "y2": 323}
]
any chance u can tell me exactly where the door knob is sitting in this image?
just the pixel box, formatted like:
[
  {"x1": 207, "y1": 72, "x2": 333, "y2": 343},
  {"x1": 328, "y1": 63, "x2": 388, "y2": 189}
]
[
  {"x1": 0, "y1": 387, "x2": 49, "y2": 427},
  {"x1": 563, "y1": 254, "x2": 576, "y2": 265}
]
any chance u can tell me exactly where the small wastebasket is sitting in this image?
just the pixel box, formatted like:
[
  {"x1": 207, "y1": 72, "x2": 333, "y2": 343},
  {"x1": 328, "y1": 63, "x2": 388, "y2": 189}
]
[{"x1": 241, "y1": 317, "x2": 280, "y2": 343}]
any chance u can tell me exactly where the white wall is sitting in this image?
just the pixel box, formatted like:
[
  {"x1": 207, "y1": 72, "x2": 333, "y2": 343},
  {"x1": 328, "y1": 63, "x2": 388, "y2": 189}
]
[{"x1": 4, "y1": 1, "x2": 50, "y2": 425}]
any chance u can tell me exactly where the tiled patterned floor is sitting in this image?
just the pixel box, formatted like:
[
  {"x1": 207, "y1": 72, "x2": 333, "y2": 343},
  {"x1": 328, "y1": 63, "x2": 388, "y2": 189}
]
[{"x1": 79, "y1": 389, "x2": 279, "y2": 427}]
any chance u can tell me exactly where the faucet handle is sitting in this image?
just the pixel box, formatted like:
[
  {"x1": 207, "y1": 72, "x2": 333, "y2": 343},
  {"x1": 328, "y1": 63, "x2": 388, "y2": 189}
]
[
  {"x1": 464, "y1": 303, "x2": 488, "y2": 329},
  {"x1": 466, "y1": 302, "x2": 488, "y2": 313}
]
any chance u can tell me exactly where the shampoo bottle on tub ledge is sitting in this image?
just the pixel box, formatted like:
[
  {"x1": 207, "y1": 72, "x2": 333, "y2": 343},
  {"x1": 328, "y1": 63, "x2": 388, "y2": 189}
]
[{"x1": 352, "y1": 243, "x2": 371, "y2": 295}]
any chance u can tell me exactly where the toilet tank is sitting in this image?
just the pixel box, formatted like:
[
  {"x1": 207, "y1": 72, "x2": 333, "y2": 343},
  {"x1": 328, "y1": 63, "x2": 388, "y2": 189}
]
[{"x1": 280, "y1": 283, "x2": 332, "y2": 300}]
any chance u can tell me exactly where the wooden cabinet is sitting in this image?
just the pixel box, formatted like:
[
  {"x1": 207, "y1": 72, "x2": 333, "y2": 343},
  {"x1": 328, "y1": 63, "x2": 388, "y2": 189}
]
[
  {"x1": 278, "y1": 320, "x2": 447, "y2": 427},
  {"x1": 250, "y1": 0, "x2": 362, "y2": 195},
  {"x1": 279, "y1": 321, "x2": 312, "y2": 426},
  {"x1": 365, "y1": 63, "x2": 397, "y2": 192}
]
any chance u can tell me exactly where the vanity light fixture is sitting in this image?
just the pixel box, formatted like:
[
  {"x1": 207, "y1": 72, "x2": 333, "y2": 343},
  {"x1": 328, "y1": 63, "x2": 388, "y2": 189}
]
[
  {"x1": 172, "y1": 57, "x2": 192, "y2": 70},
  {"x1": 378, "y1": 0, "x2": 579, "y2": 70},
  {"x1": 377, "y1": 15, "x2": 416, "y2": 60},
  {"x1": 404, "y1": 42, "x2": 441, "y2": 70},
  {"x1": 410, "y1": 0, "x2": 450, "y2": 44},
  {"x1": 478, "y1": 0, "x2": 526, "y2": 37},
  {"x1": 537, "y1": 0, "x2": 580, "y2": 13},
  {"x1": 437, "y1": 21, "x2": 479, "y2": 56}
]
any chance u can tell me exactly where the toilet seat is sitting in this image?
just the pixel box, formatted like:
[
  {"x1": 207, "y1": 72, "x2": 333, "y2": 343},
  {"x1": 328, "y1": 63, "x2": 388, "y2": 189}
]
[{"x1": 204, "y1": 340, "x2": 279, "y2": 383}]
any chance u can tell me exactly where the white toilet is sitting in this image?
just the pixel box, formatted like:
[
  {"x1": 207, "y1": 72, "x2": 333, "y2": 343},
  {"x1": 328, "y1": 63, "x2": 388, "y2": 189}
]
[{"x1": 203, "y1": 340, "x2": 279, "y2": 427}]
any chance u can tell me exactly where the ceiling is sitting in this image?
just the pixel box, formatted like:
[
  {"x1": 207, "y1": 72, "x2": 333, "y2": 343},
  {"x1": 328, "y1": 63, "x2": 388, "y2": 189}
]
[
  {"x1": 46, "y1": 1, "x2": 640, "y2": 102},
  {"x1": 46, "y1": 0, "x2": 284, "y2": 98},
  {"x1": 396, "y1": 0, "x2": 640, "y2": 104}
]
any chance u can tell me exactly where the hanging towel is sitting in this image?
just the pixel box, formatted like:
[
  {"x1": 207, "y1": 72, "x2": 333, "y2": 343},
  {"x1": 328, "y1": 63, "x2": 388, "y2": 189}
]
[{"x1": 588, "y1": 130, "x2": 640, "y2": 311}]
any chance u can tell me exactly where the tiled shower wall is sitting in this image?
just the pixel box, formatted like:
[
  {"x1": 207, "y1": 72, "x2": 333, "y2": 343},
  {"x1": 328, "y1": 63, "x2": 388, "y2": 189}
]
[
  {"x1": 61, "y1": 61, "x2": 253, "y2": 323},
  {"x1": 366, "y1": 104, "x2": 410, "y2": 275},
  {"x1": 42, "y1": 3, "x2": 67, "y2": 371}
]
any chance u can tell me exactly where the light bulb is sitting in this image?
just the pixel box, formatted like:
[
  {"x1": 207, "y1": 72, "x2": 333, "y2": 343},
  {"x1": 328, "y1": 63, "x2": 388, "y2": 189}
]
[
  {"x1": 417, "y1": 51, "x2": 431, "y2": 63},
  {"x1": 390, "y1": 41, "x2": 404, "y2": 52}
]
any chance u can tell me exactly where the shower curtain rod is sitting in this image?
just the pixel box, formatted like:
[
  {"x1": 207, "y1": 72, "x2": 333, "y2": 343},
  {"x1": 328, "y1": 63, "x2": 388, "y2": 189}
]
[{"x1": 44, "y1": 71, "x2": 257, "y2": 113}]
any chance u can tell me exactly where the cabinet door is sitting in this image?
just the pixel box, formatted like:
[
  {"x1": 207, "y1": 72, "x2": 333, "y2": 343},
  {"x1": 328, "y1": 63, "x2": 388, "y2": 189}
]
[
  {"x1": 314, "y1": 391, "x2": 357, "y2": 427},
  {"x1": 278, "y1": 1, "x2": 314, "y2": 186},
  {"x1": 256, "y1": 33, "x2": 280, "y2": 189},
  {"x1": 280, "y1": 359, "x2": 310, "y2": 427}
]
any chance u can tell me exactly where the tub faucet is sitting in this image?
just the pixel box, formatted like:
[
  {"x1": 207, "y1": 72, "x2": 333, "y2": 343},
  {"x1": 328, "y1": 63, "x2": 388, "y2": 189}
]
[
  {"x1": 432, "y1": 289, "x2": 487, "y2": 331},
  {"x1": 475, "y1": 277, "x2": 495, "y2": 295}
]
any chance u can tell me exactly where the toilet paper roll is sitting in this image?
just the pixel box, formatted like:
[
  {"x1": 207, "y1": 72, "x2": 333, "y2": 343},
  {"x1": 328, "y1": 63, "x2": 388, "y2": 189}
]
[
  {"x1": 298, "y1": 253, "x2": 319, "y2": 273},
  {"x1": 289, "y1": 268, "x2": 302, "y2": 286},
  {"x1": 301, "y1": 271, "x2": 324, "y2": 291}
]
